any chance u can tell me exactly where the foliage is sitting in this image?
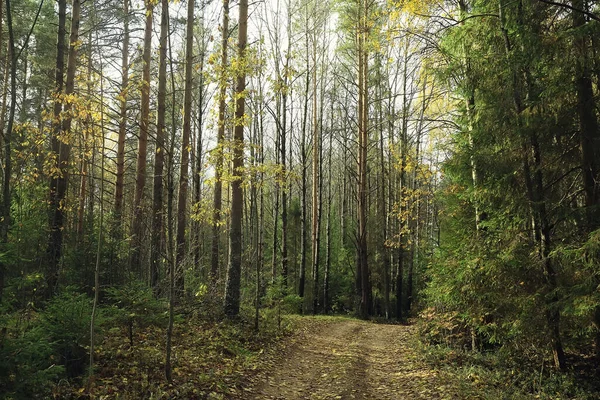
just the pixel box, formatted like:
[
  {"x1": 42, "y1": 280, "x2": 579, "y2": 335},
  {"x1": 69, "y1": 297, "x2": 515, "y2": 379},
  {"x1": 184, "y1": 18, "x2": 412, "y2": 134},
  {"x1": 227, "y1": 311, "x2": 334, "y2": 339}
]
[
  {"x1": 40, "y1": 288, "x2": 97, "y2": 377},
  {"x1": 104, "y1": 280, "x2": 168, "y2": 346},
  {"x1": 0, "y1": 288, "x2": 98, "y2": 398}
]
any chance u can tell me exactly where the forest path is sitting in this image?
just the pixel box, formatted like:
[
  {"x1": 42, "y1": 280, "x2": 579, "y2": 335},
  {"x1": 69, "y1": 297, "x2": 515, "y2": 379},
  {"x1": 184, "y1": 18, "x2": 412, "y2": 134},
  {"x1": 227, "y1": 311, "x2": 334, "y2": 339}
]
[{"x1": 246, "y1": 318, "x2": 460, "y2": 400}]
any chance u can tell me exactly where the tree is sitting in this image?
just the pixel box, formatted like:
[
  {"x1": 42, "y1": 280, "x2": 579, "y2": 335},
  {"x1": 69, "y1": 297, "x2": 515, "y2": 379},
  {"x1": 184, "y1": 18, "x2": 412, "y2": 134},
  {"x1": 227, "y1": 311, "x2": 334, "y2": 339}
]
[
  {"x1": 114, "y1": 0, "x2": 130, "y2": 230},
  {"x1": 130, "y1": 0, "x2": 154, "y2": 276},
  {"x1": 46, "y1": 0, "x2": 81, "y2": 295},
  {"x1": 149, "y1": 0, "x2": 168, "y2": 295},
  {"x1": 176, "y1": 0, "x2": 195, "y2": 297},
  {"x1": 356, "y1": 0, "x2": 371, "y2": 319},
  {"x1": 224, "y1": 0, "x2": 248, "y2": 317},
  {"x1": 212, "y1": 0, "x2": 230, "y2": 284}
]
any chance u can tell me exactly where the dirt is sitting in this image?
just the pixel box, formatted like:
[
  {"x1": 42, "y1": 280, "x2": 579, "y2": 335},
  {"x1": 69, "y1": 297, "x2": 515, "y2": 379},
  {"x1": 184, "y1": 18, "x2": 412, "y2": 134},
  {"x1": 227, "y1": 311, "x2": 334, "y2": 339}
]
[{"x1": 244, "y1": 318, "x2": 461, "y2": 400}]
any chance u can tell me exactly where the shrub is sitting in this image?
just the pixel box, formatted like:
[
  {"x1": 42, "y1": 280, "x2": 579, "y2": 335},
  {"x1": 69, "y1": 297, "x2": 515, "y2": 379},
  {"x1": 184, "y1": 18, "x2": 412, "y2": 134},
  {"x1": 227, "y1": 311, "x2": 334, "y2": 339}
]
[
  {"x1": 104, "y1": 280, "x2": 167, "y2": 346},
  {"x1": 40, "y1": 288, "x2": 96, "y2": 377}
]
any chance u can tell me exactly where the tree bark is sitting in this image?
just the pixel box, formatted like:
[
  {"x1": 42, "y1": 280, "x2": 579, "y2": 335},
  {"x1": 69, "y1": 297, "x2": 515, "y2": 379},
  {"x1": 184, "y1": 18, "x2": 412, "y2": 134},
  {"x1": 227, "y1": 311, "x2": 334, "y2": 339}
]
[
  {"x1": 149, "y1": 0, "x2": 168, "y2": 295},
  {"x1": 1, "y1": 0, "x2": 15, "y2": 302},
  {"x1": 47, "y1": 0, "x2": 80, "y2": 296},
  {"x1": 356, "y1": 0, "x2": 370, "y2": 318},
  {"x1": 224, "y1": 0, "x2": 247, "y2": 317},
  {"x1": 175, "y1": 0, "x2": 195, "y2": 299},
  {"x1": 311, "y1": 34, "x2": 320, "y2": 314},
  {"x1": 131, "y1": 0, "x2": 154, "y2": 277},
  {"x1": 299, "y1": 23, "x2": 310, "y2": 300},
  {"x1": 212, "y1": 0, "x2": 230, "y2": 284},
  {"x1": 114, "y1": 0, "x2": 130, "y2": 229}
]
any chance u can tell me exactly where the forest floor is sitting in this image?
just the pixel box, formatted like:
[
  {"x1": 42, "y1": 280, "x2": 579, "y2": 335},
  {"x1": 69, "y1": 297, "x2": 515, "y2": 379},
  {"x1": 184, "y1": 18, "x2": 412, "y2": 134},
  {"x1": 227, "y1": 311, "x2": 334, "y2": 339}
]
[
  {"x1": 56, "y1": 315, "x2": 598, "y2": 399},
  {"x1": 244, "y1": 318, "x2": 462, "y2": 400}
]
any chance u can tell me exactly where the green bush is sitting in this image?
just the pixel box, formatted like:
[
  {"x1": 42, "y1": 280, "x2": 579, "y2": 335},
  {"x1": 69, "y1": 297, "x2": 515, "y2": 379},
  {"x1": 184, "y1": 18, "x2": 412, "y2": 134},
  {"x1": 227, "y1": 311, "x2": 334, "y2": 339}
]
[
  {"x1": 40, "y1": 288, "x2": 96, "y2": 377},
  {"x1": 0, "y1": 288, "x2": 95, "y2": 398},
  {"x1": 0, "y1": 323, "x2": 65, "y2": 399},
  {"x1": 104, "y1": 280, "x2": 167, "y2": 346}
]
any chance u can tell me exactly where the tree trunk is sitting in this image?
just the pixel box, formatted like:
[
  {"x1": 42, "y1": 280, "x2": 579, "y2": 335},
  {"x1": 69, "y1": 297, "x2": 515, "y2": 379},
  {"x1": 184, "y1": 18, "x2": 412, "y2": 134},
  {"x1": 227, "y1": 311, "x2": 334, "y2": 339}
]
[
  {"x1": 150, "y1": 0, "x2": 168, "y2": 295},
  {"x1": 311, "y1": 35, "x2": 320, "y2": 314},
  {"x1": 175, "y1": 0, "x2": 195, "y2": 298},
  {"x1": 356, "y1": 0, "x2": 370, "y2": 318},
  {"x1": 194, "y1": 13, "x2": 207, "y2": 272},
  {"x1": 131, "y1": 0, "x2": 154, "y2": 277},
  {"x1": 224, "y1": 0, "x2": 247, "y2": 317},
  {"x1": 280, "y1": 51, "x2": 290, "y2": 288},
  {"x1": 47, "y1": 0, "x2": 80, "y2": 296},
  {"x1": 324, "y1": 94, "x2": 334, "y2": 314},
  {"x1": 212, "y1": 0, "x2": 230, "y2": 284},
  {"x1": 1, "y1": 0, "x2": 15, "y2": 302},
  {"x1": 89, "y1": 48, "x2": 106, "y2": 376},
  {"x1": 114, "y1": 0, "x2": 130, "y2": 228},
  {"x1": 299, "y1": 27, "x2": 310, "y2": 300}
]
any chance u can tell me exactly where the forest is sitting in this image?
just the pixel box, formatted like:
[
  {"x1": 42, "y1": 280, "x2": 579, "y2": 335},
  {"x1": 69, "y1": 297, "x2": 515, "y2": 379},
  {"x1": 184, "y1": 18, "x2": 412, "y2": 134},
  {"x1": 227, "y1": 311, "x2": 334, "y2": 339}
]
[{"x1": 0, "y1": 0, "x2": 599, "y2": 398}]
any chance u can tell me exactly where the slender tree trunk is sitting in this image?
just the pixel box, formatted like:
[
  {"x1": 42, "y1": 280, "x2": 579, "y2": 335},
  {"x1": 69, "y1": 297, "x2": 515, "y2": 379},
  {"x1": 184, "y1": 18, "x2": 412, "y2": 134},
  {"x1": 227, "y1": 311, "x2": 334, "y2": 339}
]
[
  {"x1": 1, "y1": 0, "x2": 15, "y2": 302},
  {"x1": 150, "y1": 0, "x2": 168, "y2": 295},
  {"x1": 90, "y1": 48, "x2": 106, "y2": 376},
  {"x1": 47, "y1": 0, "x2": 80, "y2": 296},
  {"x1": 131, "y1": 0, "x2": 154, "y2": 277},
  {"x1": 175, "y1": 0, "x2": 195, "y2": 298},
  {"x1": 114, "y1": 0, "x2": 130, "y2": 228},
  {"x1": 255, "y1": 88, "x2": 265, "y2": 329},
  {"x1": 280, "y1": 68, "x2": 289, "y2": 288},
  {"x1": 311, "y1": 35, "x2": 320, "y2": 314},
  {"x1": 46, "y1": 0, "x2": 66, "y2": 296},
  {"x1": 194, "y1": 15, "x2": 207, "y2": 272},
  {"x1": 378, "y1": 77, "x2": 390, "y2": 320},
  {"x1": 77, "y1": 36, "x2": 94, "y2": 242},
  {"x1": 299, "y1": 27, "x2": 310, "y2": 300},
  {"x1": 212, "y1": 0, "x2": 230, "y2": 284},
  {"x1": 271, "y1": 126, "x2": 279, "y2": 282},
  {"x1": 224, "y1": 0, "x2": 247, "y2": 317},
  {"x1": 324, "y1": 94, "x2": 334, "y2": 314},
  {"x1": 357, "y1": 0, "x2": 370, "y2": 318}
]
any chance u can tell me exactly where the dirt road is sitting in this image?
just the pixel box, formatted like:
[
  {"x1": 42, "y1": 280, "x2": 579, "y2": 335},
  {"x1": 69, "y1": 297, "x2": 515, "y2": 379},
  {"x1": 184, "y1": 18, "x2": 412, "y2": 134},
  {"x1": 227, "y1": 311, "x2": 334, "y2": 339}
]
[{"x1": 247, "y1": 318, "x2": 460, "y2": 400}]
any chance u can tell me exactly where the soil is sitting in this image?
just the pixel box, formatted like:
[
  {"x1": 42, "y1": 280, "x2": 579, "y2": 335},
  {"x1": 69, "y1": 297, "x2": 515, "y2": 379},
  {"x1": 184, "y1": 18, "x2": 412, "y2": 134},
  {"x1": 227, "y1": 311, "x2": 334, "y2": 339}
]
[{"x1": 244, "y1": 318, "x2": 460, "y2": 400}]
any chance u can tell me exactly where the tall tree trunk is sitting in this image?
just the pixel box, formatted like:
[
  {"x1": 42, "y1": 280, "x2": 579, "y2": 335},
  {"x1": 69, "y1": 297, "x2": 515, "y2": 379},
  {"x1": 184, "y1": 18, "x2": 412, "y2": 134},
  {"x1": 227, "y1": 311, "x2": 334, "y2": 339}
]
[
  {"x1": 1, "y1": 0, "x2": 15, "y2": 302},
  {"x1": 47, "y1": 0, "x2": 80, "y2": 296},
  {"x1": 280, "y1": 60, "x2": 290, "y2": 289},
  {"x1": 324, "y1": 94, "x2": 334, "y2": 314},
  {"x1": 356, "y1": 0, "x2": 370, "y2": 318},
  {"x1": 194, "y1": 12, "x2": 207, "y2": 272},
  {"x1": 114, "y1": 0, "x2": 130, "y2": 228},
  {"x1": 175, "y1": 0, "x2": 195, "y2": 298},
  {"x1": 271, "y1": 124, "x2": 279, "y2": 283},
  {"x1": 224, "y1": 0, "x2": 247, "y2": 317},
  {"x1": 299, "y1": 26, "x2": 310, "y2": 300},
  {"x1": 150, "y1": 0, "x2": 168, "y2": 295},
  {"x1": 377, "y1": 71, "x2": 390, "y2": 320},
  {"x1": 311, "y1": 35, "x2": 320, "y2": 314},
  {"x1": 212, "y1": 0, "x2": 230, "y2": 284},
  {"x1": 77, "y1": 35, "x2": 94, "y2": 242},
  {"x1": 131, "y1": 0, "x2": 154, "y2": 277},
  {"x1": 46, "y1": 0, "x2": 66, "y2": 296},
  {"x1": 89, "y1": 45, "x2": 106, "y2": 375}
]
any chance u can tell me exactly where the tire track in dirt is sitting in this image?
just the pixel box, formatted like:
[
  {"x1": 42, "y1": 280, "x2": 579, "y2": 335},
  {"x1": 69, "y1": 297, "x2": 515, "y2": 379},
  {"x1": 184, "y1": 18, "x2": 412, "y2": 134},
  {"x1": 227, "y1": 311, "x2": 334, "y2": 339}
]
[{"x1": 246, "y1": 318, "x2": 462, "y2": 400}]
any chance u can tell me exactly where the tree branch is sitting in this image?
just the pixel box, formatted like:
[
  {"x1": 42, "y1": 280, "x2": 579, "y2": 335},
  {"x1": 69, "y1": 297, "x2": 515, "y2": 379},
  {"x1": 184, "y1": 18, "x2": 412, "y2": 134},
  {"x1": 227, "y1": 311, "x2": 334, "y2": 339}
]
[{"x1": 536, "y1": 0, "x2": 600, "y2": 23}]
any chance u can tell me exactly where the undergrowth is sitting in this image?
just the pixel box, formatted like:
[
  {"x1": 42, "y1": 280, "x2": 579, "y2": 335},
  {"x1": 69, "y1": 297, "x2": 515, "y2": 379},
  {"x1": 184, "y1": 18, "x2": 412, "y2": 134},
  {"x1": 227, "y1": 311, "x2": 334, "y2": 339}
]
[{"x1": 416, "y1": 318, "x2": 600, "y2": 400}]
